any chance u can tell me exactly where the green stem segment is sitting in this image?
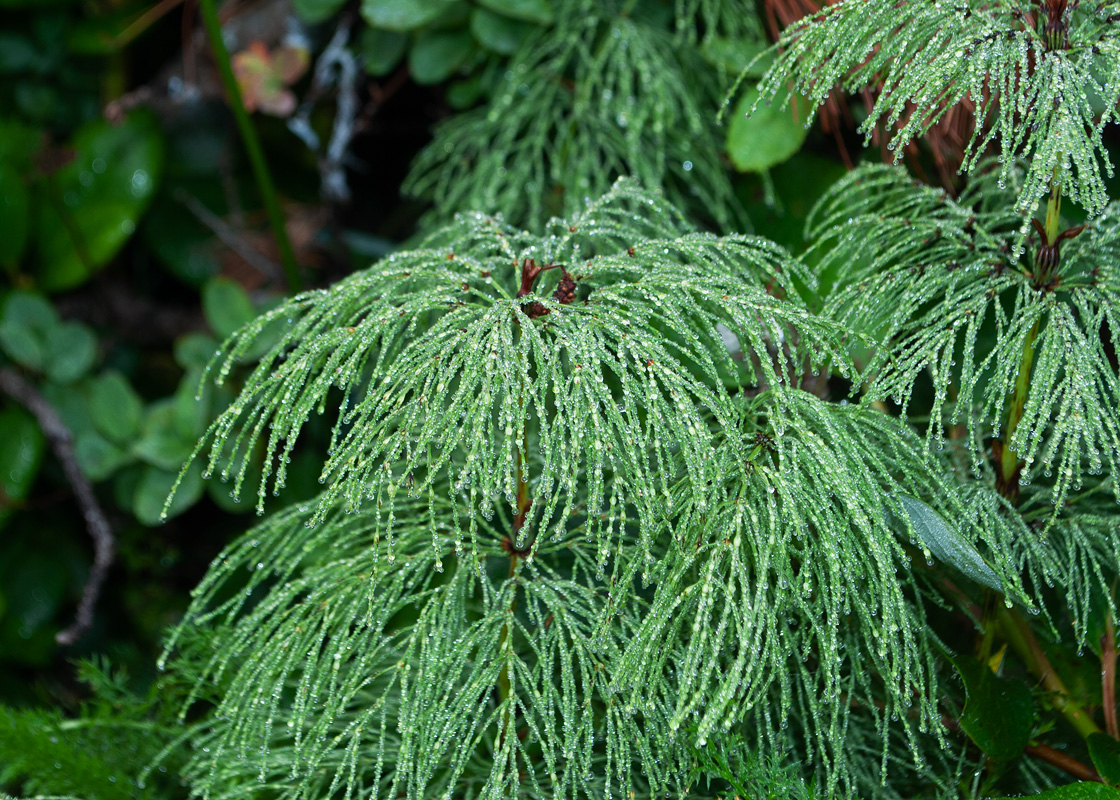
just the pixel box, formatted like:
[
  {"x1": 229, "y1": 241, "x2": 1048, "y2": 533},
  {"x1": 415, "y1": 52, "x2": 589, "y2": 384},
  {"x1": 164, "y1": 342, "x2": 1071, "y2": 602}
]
[
  {"x1": 497, "y1": 421, "x2": 532, "y2": 768},
  {"x1": 998, "y1": 176, "x2": 1060, "y2": 496},
  {"x1": 197, "y1": 0, "x2": 302, "y2": 293},
  {"x1": 998, "y1": 606, "x2": 1102, "y2": 739}
]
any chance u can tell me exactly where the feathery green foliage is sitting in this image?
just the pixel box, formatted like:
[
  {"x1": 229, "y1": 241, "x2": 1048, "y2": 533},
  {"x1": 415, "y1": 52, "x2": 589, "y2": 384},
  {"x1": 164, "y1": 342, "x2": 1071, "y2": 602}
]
[
  {"x1": 404, "y1": 0, "x2": 762, "y2": 230},
  {"x1": 180, "y1": 180, "x2": 841, "y2": 559},
  {"x1": 756, "y1": 0, "x2": 1120, "y2": 219},
  {"x1": 807, "y1": 163, "x2": 1120, "y2": 513},
  {"x1": 0, "y1": 660, "x2": 185, "y2": 800},
  {"x1": 157, "y1": 176, "x2": 1059, "y2": 798}
]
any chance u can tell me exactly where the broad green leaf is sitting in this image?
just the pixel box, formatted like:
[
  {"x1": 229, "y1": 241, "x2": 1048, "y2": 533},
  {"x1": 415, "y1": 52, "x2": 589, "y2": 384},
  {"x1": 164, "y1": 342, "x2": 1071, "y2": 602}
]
[
  {"x1": 0, "y1": 164, "x2": 30, "y2": 267},
  {"x1": 727, "y1": 86, "x2": 810, "y2": 173},
  {"x1": 202, "y1": 277, "x2": 255, "y2": 338},
  {"x1": 476, "y1": 0, "x2": 552, "y2": 25},
  {"x1": 408, "y1": 30, "x2": 474, "y2": 84},
  {"x1": 89, "y1": 370, "x2": 143, "y2": 444},
  {"x1": 700, "y1": 37, "x2": 770, "y2": 75},
  {"x1": 360, "y1": 27, "x2": 408, "y2": 76},
  {"x1": 132, "y1": 400, "x2": 193, "y2": 471},
  {"x1": 360, "y1": 0, "x2": 457, "y2": 31},
  {"x1": 173, "y1": 332, "x2": 218, "y2": 373},
  {"x1": 35, "y1": 110, "x2": 164, "y2": 291},
  {"x1": 469, "y1": 7, "x2": 534, "y2": 54},
  {"x1": 0, "y1": 291, "x2": 57, "y2": 329},
  {"x1": 0, "y1": 409, "x2": 44, "y2": 530},
  {"x1": 1089, "y1": 733, "x2": 1120, "y2": 787},
  {"x1": 173, "y1": 371, "x2": 211, "y2": 440},
  {"x1": 952, "y1": 655, "x2": 1033, "y2": 761},
  {"x1": 0, "y1": 320, "x2": 42, "y2": 369},
  {"x1": 133, "y1": 462, "x2": 203, "y2": 525},
  {"x1": 897, "y1": 494, "x2": 1002, "y2": 591},
  {"x1": 292, "y1": 0, "x2": 347, "y2": 22},
  {"x1": 74, "y1": 430, "x2": 131, "y2": 481},
  {"x1": 0, "y1": 291, "x2": 57, "y2": 370},
  {"x1": 43, "y1": 321, "x2": 97, "y2": 384},
  {"x1": 991, "y1": 783, "x2": 1120, "y2": 799}
]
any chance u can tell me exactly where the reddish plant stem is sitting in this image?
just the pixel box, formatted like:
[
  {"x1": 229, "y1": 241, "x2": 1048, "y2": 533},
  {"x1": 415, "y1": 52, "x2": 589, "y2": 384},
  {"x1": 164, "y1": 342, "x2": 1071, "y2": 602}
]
[{"x1": 1024, "y1": 743, "x2": 1102, "y2": 782}]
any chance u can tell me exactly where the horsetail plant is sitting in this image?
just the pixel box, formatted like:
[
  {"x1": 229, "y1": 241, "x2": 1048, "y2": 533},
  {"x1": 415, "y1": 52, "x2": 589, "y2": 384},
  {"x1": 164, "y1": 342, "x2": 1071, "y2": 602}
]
[{"x1": 141, "y1": 1, "x2": 1120, "y2": 799}]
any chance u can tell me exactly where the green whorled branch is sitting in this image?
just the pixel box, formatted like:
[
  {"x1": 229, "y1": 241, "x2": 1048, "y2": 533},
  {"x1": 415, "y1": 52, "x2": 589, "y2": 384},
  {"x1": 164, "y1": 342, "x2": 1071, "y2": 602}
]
[{"x1": 197, "y1": 0, "x2": 301, "y2": 293}]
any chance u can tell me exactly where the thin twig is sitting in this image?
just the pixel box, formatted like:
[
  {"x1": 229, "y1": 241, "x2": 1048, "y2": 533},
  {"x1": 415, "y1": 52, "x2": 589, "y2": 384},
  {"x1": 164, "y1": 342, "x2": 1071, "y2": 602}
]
[{"x1": 0, "y1": 368, "x2": 114, "y2": 646}]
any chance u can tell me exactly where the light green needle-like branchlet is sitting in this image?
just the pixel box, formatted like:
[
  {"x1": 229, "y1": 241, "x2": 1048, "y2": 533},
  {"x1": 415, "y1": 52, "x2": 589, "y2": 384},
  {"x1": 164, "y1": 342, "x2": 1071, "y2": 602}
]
[
  {"x1": 807, "y1": 164, "x2": 1120, "y2": 513},
  {"x1": 173, "y1": 180, "x2": 844, "y2": 571},
  {"x1": 754, "y1": 0, "x2": 1120, "y2": 219},
  {"x1": 611, "y1": 391, "x2": 1028, "y2": 795}
]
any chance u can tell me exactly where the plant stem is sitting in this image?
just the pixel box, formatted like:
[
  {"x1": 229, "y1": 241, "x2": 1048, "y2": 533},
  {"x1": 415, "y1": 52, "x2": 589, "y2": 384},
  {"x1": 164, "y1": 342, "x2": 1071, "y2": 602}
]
[
  {"x1": 1104, "y1": 607, "x2": 1118, "y2": 739},
  {"x1": 197, "y1": 0, "x2": 302, "y2": 293},
  {"x1": 998, "y1": 176, "x2": 1060, "y2": 497},
  {"x1": 999, "y1": 318, "x2": 1040, "y2": 494},
  {"x1": 997, "y1": 606, "x2": 1101, "y2": 739}
]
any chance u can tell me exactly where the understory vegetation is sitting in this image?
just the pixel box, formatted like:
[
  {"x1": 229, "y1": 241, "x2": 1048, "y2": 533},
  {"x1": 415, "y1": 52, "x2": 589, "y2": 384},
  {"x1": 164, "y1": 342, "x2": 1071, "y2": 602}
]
[{"x1": 1, "y1": 0, "x2": 1119, "y2": 798}]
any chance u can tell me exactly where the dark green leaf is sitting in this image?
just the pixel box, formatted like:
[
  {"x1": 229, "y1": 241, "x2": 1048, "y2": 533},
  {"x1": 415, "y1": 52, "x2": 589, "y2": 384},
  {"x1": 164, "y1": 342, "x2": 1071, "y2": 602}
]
[
  {"x1": 898, "y1": 494, "x2": 1002, "y2": 591},
  {"x1": 0, "y1": 291, "x2": 57, "y2": 370},
  {"x1": 360, "y1": 0, "x2": 457, "y2": 31},
  {"x1": 408, "y1": 30, "x2": 475, "y2": 84},
  {"x1": 173, "y1": 332, "x2": 218, "y2": 373},
  {"x1": 0, "y1": 291, "x2": 56, "y2": 329},
  {"x1": 0, "y1": 320, "x2": 42, "y2": 369},
  {"x1": 0, "y1": 163, "x2": 30, "y2": 268},
  {"x1": 132, "y1": 400, "x2": 193, "y2": 471},
  {"x1": 700, "y1": 37, "x2": 771, "y2": 75},
  {"x1": 202, "y1": 277, "x2": 256, "y2": 338},
  {"x1": 0, "y1": 409, "x2": 44, "y2": 530},
  {"x1": 43, "y1": 321, "x2": 97, "y2": 384},
  {"x1": 35, "y1": 110, "x2": 164, "y2": 291},
  {"x1": 952, "y1": 655, "x2": 1033, "y2": 761},
  {"x1": 360, "y1": 27, "x2": 408, "y2": 76},
  {"x1": 727, "y1": 86, "x2": 810, "y2": 173},
  {"x1": 476, "y1": 0, "x2": 552, "y2": 25},
  {"x1": 89, "y1": 370, "x2": 143, "y2": 444},
  {"x1": 292, "y1": 0, "x2": 347, "y2": 22},
  {"x1": 469, "y1": 7, "x2": 534, "y2": 54},
  {"x1": 1089, "y1": 733, "x2": 1120, "y2": 787},
  {"x1": 173, "y1": 371, "x2": 211, "y2": 440},
  {"x1": 74, "y1": 430, "x2": 131, "y2": 481},
  {"x1": 133, "y1": 462, "x2": 203, "y2": 525}
]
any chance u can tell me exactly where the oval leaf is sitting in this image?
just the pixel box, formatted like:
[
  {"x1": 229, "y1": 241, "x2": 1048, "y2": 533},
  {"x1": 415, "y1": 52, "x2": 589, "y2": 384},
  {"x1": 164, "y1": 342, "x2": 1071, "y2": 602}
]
[
  {"x1": 202, "y1": 277, "x2": 256, "y2": 339},
  {"x1": 90, "y1": 370, "x2": 143, "y2": 444},
  {"x1": 952, "y1": 655, "x2": 1033, "y2": 761},
  {"x1": 360, "y1": 0, "x2": 457, "y2": 31},
  {"x1": 43, "y1": 321, "x2": 97, "y2": 384},
  {"x1": 1089, "y1": 733, "x2": 1120, "y2": 787},
  {"x1": 408, "y1": 30, "x2": 475, "y2": 85},
  {"x1": 897, "y1": 494, "x2": 1002, "y2": 591},
  {"x1": 0, "y1": 409, "x2": 44, "y2": 530},
  {"x1": 476, "y1": 0, "x2": 552, "y2": 25},
  {"x1": 727, "y1": 86, "x2": 810, "y2": 173}
]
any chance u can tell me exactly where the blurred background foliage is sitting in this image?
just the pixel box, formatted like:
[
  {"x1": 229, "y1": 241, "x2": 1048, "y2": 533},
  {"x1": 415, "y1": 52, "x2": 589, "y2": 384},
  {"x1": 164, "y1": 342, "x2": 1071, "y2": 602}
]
[{"x1": 2, "y1": 0, "x2": 1116, "y2": 797}]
